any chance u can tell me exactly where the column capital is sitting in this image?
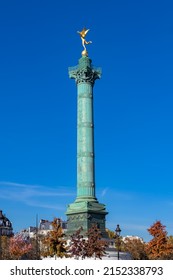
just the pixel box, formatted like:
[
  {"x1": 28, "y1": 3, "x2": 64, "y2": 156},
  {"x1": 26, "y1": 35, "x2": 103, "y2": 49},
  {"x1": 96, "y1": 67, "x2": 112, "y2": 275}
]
[{"x1": 68, "y1": 56, "x2": 101, "y2": 85}]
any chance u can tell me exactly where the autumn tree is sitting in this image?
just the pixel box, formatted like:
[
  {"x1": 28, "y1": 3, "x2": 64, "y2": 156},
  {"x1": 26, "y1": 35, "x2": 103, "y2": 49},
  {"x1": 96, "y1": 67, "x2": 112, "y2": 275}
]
[
  {"x1": 106, "y1": 229, "x2": 115, "y2": 239},
  {"x1": 168, "y1": 235, "x2": 173, "y2": 245},
  {"x1": 25, "y1": 235, "x2": 44, "y2": 260},
  {"x1": 85, "y1": 224, "x2": 108, "y2": 259},
  {"x1": 114, "y1": 234, "x2": 124, "y2": 253},
  {"x1": 9, "y1": 235, "x2": 32, "y2": 260},
  {"x1": 0, "y1": 236, "x2": 11, "y2": 260},
  {"x1": 166, "y1": 236, "x2": 173, "y2": 259},
  {"x1": 68, "y1": 227, "x2": 87, "y2": 259},
  {"x1": 145, "y1": 220, "x2": 173, "y2": 260},
  {"x1": 41, "y1": 218, "x2": 68, "y2": 259},
  {"x1": 168, "y1": 235, "x2": 173, "y2": 251},
  {"x1": 123, "y1": 237, "x2": 148, "y2": 260}
]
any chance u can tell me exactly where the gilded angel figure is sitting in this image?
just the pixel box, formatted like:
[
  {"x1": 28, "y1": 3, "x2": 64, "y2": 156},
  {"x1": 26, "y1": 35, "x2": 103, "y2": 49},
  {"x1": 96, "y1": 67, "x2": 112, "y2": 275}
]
[{"x1": 77, "y1": 28, "x2": 92, "y2": 51}]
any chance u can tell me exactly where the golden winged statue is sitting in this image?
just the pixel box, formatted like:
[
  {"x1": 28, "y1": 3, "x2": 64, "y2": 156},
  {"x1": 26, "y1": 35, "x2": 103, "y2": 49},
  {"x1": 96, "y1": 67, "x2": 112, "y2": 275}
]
[{"x1": 77, "y1": 28, "x2": 92, "y2": 55}]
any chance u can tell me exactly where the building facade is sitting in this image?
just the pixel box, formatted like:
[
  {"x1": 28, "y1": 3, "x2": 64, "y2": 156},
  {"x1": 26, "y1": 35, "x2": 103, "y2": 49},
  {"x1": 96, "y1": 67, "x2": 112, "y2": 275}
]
[{"x1": 0, "y1": 210, "x2": 13, "y2": 237}]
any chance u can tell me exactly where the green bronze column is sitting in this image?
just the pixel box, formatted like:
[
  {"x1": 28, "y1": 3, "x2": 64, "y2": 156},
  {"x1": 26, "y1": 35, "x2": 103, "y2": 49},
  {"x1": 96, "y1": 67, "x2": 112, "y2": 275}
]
[
  {"x1": 70, "y1": 55, "x2": 101, "y2": 201},
  {"x1": 66, "y1": 28, "x2": 108, "y2": 237}
]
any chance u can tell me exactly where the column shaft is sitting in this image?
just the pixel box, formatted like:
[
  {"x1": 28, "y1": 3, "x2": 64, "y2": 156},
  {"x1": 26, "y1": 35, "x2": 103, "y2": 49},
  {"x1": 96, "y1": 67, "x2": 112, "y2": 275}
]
[{"x1": 77, "y1": 83, "x2": 95, "y2": 199}]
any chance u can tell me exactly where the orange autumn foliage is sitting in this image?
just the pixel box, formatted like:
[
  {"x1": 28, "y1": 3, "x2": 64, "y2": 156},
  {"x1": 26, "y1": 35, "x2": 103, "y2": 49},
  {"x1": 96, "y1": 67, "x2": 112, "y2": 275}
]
[
  {"x1": 9, "y1": 235, "x2": 32, "y2": 260},
  {"x1": 41, "y1": 218, "x2": 67, "y2": 258},
  {"x1": 146, "y1": 220, "x2": 173, "y2": 260}
]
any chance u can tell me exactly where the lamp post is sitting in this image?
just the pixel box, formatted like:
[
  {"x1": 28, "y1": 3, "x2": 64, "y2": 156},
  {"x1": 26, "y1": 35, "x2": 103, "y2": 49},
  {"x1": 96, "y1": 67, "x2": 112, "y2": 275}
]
[{"x1": 115, "y1": 224, "x2": 121, "y2": 260}]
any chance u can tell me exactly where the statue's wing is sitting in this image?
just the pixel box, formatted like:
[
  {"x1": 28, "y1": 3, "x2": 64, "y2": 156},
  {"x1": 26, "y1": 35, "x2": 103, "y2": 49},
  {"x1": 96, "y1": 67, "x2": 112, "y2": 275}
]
[
  {"x1": 84, "y1": 29, "x2": 90, "y2": 36},
  {"x1": 80, "y1": 28, "x2": 90, "y2": 38},
  {"x1": 77, "y1": 28, "x2": 90, "y2": 38}
]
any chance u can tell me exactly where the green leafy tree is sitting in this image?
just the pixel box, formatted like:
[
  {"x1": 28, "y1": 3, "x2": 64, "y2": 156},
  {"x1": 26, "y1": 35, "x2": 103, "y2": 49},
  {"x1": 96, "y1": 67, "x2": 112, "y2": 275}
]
[
  {"x1": 41, "y1": 218, "x2": 68, "y2": 259},
  {"x1": 145, "y1": 220, "x2": 173, "y2": 260}
]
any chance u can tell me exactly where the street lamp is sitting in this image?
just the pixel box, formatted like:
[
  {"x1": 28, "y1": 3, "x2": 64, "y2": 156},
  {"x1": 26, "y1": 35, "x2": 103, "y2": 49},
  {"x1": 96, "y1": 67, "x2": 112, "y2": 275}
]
[{"x1": 115, "y1": 224, "x2": 121, "y2": 260}]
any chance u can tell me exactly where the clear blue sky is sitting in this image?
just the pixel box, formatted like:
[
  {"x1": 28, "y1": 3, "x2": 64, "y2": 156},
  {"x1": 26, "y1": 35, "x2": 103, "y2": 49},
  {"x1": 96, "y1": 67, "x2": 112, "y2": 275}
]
[{"x1": 0, "y1": 0, "x2": 173, "y2": 241}]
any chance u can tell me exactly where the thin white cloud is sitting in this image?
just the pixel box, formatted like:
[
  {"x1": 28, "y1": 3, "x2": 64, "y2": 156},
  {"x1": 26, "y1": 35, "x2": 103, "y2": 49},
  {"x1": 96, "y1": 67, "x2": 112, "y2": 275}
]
[
  {"x1": 0, "y1": 181, "x2": 37, "y2": 188},
  {"x1": 101, "y1": 187, "x2": 109, "y2": 197},
  {"x1": 26, "y1": 200, "x2": 65, "y2": 210},
  {"x1": 0, "y1": 181, "x2": 74, "y2": 194},
  {"x1": 99, "y1": 187, "x2": 135, "y2": 201},
  {"x1": 0, "y1": 181, "x2": 75, "y2": 209}
]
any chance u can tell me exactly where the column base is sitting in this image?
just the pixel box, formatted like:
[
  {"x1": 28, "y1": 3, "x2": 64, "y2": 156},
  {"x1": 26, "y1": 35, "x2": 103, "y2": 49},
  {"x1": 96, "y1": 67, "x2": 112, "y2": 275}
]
[{"x1": 66, "y1": 200, "x2": 108, "y2": 238}]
